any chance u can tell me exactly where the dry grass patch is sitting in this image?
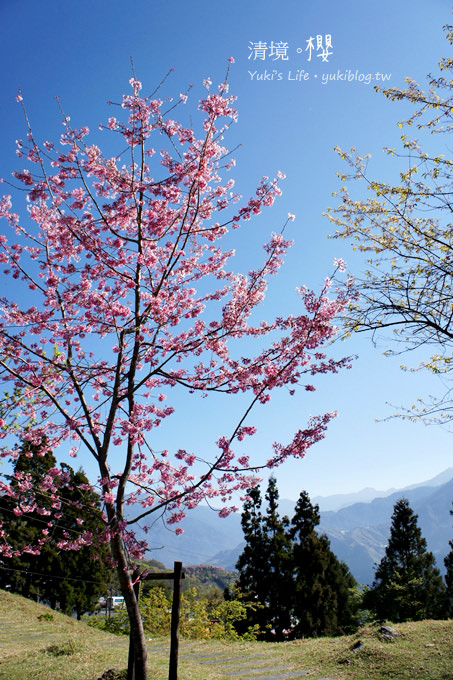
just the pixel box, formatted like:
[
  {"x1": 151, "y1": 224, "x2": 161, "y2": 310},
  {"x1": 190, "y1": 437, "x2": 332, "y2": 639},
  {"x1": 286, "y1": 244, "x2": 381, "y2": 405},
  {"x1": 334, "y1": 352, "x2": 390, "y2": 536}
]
[
  {"x1": 0, "y1": 590, "x2": 129, "y2": 680},
  {"x1": 282, "y1": 620, "x2": 453, "y2": 679},
  {"x1": 1, "y1": 590, "x2": 453, "y2": 680}
]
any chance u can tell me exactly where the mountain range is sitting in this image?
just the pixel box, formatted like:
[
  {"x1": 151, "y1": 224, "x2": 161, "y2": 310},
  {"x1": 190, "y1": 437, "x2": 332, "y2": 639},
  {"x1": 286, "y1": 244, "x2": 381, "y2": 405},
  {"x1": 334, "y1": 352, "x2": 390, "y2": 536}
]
[{"x1": 137, "y1": 468, "x2": 453, "y2": 585}]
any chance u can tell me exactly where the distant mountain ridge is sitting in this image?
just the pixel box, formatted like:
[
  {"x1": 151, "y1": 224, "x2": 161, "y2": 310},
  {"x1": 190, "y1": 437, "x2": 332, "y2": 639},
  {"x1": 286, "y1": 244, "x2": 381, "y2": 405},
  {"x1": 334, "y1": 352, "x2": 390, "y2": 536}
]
[
  {"x1": 318, "y1": 477, "x2": 453, "y2": 583},
  {"x1": 312, "y1": 468, "x2": 453, "y2": 511},
  {"x1": 135, "y1": 469, "x2": 453, "y2": 585},
  {"x1": 312, "y1": 487, "x2": 397, "y2": 512}
]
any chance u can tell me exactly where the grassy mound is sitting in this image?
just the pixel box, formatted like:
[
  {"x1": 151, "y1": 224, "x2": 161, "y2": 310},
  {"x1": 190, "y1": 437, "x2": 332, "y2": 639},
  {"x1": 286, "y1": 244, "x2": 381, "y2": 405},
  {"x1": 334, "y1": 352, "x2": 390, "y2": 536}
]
[{"x1": 1, "y1": 589, "x2": 452, "y2": 679}]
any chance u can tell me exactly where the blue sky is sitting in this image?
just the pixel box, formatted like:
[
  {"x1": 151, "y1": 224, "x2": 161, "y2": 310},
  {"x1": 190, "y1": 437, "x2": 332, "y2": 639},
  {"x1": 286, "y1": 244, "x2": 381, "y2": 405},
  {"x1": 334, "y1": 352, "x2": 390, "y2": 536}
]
[{"x1": 0, "y1": 0, "x2": 452, "y2": 501}]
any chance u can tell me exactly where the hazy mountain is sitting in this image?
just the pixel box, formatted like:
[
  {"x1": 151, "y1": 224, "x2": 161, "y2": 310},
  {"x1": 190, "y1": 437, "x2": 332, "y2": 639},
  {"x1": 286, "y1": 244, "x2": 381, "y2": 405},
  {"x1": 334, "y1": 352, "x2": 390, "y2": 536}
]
[
  {"x1": 312, "y1": 487, "x2": 397, "y2": 512},
  {"x1": 134, "y1": 504, "x2": 244, "y2": 567},
  {"x1": 319, "y1": 478, "x2": 453, "y2": 583},
  {"x1": 312, "y1": 467, "x2": 453, "y2": 512},
  {"x1": 404, "y1": 468, "x2": 453, "y2": 490},
  {"x1": 135, "y1": 469, "x2": 453, "y2": 585},
  {"x1": 318, "y1": 482, "x2": 450, "y2": 532}
]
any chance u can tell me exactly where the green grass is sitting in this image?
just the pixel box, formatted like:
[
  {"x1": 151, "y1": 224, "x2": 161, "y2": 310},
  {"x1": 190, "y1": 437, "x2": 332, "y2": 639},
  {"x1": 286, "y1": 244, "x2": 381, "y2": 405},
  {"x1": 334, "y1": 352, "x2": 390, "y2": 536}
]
[{"x1": 1, "y1": 589, "x2": 453, "y2": 679}]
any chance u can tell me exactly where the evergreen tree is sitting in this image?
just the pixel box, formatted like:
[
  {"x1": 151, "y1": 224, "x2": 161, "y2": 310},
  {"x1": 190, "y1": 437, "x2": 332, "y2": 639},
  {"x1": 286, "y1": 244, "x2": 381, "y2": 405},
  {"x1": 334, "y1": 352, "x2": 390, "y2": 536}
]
[
  {"x1": 236, "y1": 479, "x2": 293, "y2": 638},
  {"x1": 45, "y1": 465, "x2": 111, "y2": 618},
  {"x1": 235, "y1": 484, "x2": 269, "y2": 634},
  {"x1": 0, "y1": 439, "x2": 58, "y2": 601},
  {"x1": 365, "y1": 498, "x2": 447, "y2": 622},
  {"x1": 444, "y1": 502, "x2": 453, "y2": 617},
  {"x1": 0, "y1": 440, "x2": 110, "y2": 616},
  {"x1": 262, "y1": 477, "x2": 293, "y2": 639},
  {"x1": 289, "y1": 491, "x2": 357, "y2": 637},
  {"x1": 236, "y1": 486, "x2": 266, "y2": 601},
  {"x1": 235, "y1": 480, "x2": 358, "y2": 639}
]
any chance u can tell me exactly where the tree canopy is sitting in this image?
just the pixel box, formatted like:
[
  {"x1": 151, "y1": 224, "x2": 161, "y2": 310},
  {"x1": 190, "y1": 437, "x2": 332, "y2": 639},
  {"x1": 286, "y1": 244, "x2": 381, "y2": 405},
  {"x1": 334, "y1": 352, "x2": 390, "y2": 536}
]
[
  {"x1": 328, "y1": 24, "x2": 453, "y2": 425},
  {"x1": 444, "y1": 503, "x2": 453, "y2": 617},
  {"x1": 0, "y1": 65, "x2": 353, "y2": 679},
  {"x1": 235, "y1": 479, "x2": 358, "y2": 639},
  {"x1": 0, "y1": 439, "x2": 110, "y2": 618},
  {"x1": 364, "y1": 498, "x2": 447, "y2": 622}
]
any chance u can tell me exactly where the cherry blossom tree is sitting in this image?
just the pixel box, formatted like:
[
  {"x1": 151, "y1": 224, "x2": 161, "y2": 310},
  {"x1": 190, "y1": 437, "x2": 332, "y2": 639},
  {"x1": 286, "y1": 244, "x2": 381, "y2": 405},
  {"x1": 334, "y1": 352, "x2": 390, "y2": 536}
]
[{"x1": 0, "y1": 64, "x2": 354, "y2": 679}]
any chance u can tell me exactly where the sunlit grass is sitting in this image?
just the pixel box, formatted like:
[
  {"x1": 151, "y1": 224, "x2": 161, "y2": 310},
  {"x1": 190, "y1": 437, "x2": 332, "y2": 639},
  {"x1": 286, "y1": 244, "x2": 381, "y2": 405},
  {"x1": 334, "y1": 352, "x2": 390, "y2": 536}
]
[{"x1": 1, "y1": 589, "x2": 453, "y2": 680}]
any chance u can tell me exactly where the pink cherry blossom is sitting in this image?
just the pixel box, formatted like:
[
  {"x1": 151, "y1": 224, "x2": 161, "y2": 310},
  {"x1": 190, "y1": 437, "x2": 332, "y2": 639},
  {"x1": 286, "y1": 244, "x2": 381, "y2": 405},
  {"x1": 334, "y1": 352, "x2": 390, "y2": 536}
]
[{"x1": 0, "y1": 72, "x2": 355, "y2": 677}]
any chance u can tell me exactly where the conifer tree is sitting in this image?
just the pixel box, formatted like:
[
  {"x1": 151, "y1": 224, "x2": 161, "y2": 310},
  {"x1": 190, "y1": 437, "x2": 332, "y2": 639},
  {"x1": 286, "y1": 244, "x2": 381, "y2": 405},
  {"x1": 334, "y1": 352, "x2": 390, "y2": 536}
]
[
  {"x1": 235, "y1": 485, "x2": 268, "y2": 631},
  {"x1": 0, "y1": 440, "x2": 110, "y2": 616},
  {"x1": 0, "y1": 439, "x2": 57, "y2": 600},
  {"x1": 235, "y1": 481, "x2": 358, "y2": 639},
  {"x1": 289, "y1": 491, "x2": 357, "y2": 637},
  {"x1": 262, "y1": 477, "x2": 293, "y2": 639},
  {"x1": 444, "y1": 502, "x2": 453, "y2": 616},
  {"x1": 236, "y1": 479, "x2": 293, "y2": 638},
  {"x1": 236, "y1": 485, "x2": 266, "y2": 601},
  {"x1": 365, "y1": 498, "x2": 447, "y2": 622},
  {"x1": 44, "y1": 464, "x2": 111, "y2": 618}
]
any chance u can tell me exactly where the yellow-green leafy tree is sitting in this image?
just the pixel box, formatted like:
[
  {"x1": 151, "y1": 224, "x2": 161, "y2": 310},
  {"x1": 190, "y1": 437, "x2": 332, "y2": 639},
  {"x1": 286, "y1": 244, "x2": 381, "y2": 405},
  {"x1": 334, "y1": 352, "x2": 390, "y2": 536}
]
[{"x1": 328, "y1": 24, "x2": 453, "y2": 425}]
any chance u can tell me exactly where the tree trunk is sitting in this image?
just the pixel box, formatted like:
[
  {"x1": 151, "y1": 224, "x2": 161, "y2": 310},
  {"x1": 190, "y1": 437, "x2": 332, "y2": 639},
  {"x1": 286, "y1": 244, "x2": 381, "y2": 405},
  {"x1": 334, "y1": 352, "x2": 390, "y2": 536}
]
[{"x1": 111, "y1": 534, "x2": 149, "y2": 680}]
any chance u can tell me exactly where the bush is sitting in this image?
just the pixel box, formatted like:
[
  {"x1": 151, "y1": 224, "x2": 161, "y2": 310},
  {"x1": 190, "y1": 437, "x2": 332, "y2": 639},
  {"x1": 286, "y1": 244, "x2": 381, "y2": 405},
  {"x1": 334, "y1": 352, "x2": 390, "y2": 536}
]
[
  {"x1": 87, "y1": 586, "x2": 260, "y2": 641},
  {"x1": 140, "y1": 587, "x2": 171, "y2": 636},
  {"x1": 86, "y1": 610, "x2": 130, "y2": 636},
  {"x1": 178, "y1": 587, "x2": 259, "y2": 641}
]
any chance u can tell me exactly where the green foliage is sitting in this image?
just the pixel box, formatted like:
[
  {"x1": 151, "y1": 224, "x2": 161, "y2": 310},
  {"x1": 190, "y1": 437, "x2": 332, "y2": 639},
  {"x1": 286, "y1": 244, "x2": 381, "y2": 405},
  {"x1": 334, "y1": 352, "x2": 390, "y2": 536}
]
[
  {"x1": 365, "y1": 498, "x2": 447, "y2": 622},
  {"x1": 86, "y1": 610, "x2": 130, "y2": 636},
  {"x1": 328, "y1": 24, "x2": 453, "y2": 426},
  {"x1": 444, "y1": 501, "x2": 453, "y2": 617},
  {"x1": 87, "y1": 585, "x2": 259, "y2": 641},
  {"x1": 235, "y1": 479, "x2": 359, "y2": 639},
  {"x1": 139, "y1": 586, "x2": 171, "y2": 636},
  {"x1": 210, "y1": 596, "x2": 261, "y2": 641},
  {"x1": 178, "y1": 587, "x2": 259, "y2": 641},
  {"x1": 0, "y1": 439, "x2": 111, "y2": 617}
]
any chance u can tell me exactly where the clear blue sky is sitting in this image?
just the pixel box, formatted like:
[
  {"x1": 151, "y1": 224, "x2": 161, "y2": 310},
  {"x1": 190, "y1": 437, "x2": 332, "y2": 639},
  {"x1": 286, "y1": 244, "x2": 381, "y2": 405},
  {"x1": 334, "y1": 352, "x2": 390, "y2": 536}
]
[{"x1": 0, "y1": 0, "x2": 452, "y2": 501}]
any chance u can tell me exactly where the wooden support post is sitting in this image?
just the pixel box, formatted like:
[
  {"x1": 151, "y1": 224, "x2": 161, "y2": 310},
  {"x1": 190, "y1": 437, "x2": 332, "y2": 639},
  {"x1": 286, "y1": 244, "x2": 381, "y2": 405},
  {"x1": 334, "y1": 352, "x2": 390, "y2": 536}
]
[
  {"x1": 169, "y1": 561, "x2": 183, "y2": 680},
  {"x1": 126, "y1": 561, "x2": 185, "y2": 680}
]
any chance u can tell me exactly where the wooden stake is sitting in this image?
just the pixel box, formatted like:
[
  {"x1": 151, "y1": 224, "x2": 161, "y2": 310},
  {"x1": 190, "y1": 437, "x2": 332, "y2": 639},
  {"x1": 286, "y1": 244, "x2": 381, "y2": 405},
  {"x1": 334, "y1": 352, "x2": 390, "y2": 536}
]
[{"x1": 126, "y1": 561, "x2": 185, "y2": 680}]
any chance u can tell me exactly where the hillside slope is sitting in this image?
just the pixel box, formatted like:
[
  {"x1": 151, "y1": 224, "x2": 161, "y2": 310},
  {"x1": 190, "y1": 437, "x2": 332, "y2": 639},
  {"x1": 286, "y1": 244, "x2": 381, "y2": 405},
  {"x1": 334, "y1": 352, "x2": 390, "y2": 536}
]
[{"x1": 1, "y1": 589, "x2": 453, "y2": 680}]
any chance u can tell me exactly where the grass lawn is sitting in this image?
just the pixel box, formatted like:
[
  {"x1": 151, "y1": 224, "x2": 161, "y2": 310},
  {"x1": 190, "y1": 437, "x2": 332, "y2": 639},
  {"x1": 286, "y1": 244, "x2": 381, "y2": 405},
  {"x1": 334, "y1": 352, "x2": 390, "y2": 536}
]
[{"x1": 1, "y1": 589, "x2": 453, "y2": 679}]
